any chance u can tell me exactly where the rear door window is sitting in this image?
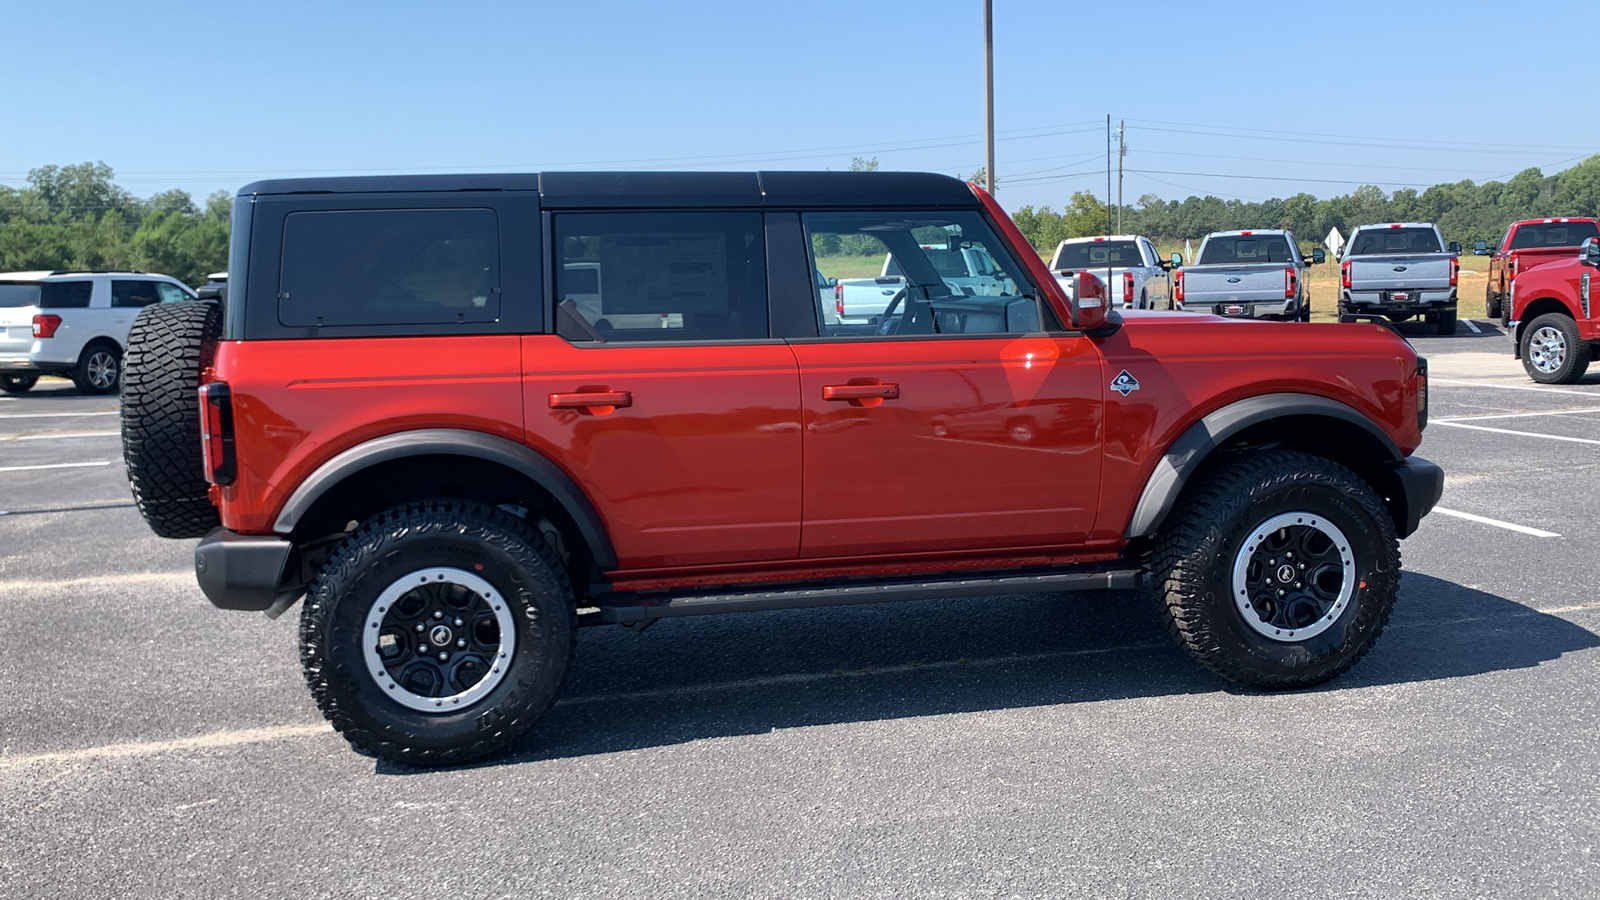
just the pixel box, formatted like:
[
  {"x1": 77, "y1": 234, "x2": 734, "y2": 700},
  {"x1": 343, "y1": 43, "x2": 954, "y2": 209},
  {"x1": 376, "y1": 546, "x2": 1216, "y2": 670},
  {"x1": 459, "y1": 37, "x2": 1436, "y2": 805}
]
[
  {"x1": 278, "y1": 208, "x2": 501, "y2": 327},
  {"x1": 112, "y1": 280, "x2": 163, "y2": 308}
]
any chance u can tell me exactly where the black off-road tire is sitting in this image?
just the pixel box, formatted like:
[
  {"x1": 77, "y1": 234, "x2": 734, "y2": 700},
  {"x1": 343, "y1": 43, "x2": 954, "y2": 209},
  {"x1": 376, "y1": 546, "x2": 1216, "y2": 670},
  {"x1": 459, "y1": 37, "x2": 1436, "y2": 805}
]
[
  {"x1": 1520, "y1": 312, "x2": 1590, "y2": 384},
  {"x1": 300, "y1": 500, "x2": 577, "y2": 767},
  {"x1": 1152, "y1": 451, "x2": 1400, "y2": 690},
  {"x1": 121, "y1": 301, "x2": 222, "y2": 538},
  {"x1": 1485, "y1": 285, "x2": 1502, "y2": 321},
  {"x1": 0, "y1": 374, "x2": 37, "y2": 393},
  {"x1": 72, "y1": 341, "x2": 121, "y2": 395},
  {"x1": 1435, "y1": 308, "x2": 1457, "y2": 335}
]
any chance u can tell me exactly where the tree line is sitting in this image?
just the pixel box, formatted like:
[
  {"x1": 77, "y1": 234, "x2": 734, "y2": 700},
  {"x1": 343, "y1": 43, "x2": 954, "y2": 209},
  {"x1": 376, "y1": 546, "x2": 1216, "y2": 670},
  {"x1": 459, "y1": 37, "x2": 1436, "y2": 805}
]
[
  {"x1": 1009, "y1": 154, "x2": 1600, "y2": 253},
  {"x1": 0, "y1": 162, "x2": 229, "y2": 286},
  {"x1": 8, "y1": 157, "x2": 1600, "y2": 278}
]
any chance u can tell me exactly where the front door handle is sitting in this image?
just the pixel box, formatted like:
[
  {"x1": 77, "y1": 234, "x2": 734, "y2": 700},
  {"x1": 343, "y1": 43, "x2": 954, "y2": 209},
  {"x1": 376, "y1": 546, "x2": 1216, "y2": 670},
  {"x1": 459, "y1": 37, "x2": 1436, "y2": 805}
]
[
  {"x1": 549, "y1": 390, "x2": 632, "y2": 414},
  {"x1": 822, "y1": 382, "x2": 900, "y2": 408}
]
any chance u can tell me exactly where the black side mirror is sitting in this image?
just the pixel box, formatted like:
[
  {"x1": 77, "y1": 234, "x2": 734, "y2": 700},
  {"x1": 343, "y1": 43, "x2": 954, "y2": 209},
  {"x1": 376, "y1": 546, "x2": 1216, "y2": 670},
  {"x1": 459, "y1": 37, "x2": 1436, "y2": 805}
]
[
  {"x1": 1169, "y1": 251, "x2": 1183, "y2": 268},
  {"x1": 1310, "y1": 247, "x2": 1326, "y2": 265},
  {"x1": 1581, "y1": 237, "x2": 1600, "y2": 268},
  {"x1": 1473, "y1": 240, "x2": 1490, "y2": 256},
  {"x1": 1447, "y1": 241, "x2": 1462, "y2": 255}
]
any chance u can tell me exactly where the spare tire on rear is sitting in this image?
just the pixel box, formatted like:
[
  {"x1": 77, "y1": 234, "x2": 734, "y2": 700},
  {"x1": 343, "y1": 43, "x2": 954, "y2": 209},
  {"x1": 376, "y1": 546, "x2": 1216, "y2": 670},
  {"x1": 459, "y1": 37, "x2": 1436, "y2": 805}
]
[{"x1": 121, "y1": 301, "x2": 223, "y2": 538}]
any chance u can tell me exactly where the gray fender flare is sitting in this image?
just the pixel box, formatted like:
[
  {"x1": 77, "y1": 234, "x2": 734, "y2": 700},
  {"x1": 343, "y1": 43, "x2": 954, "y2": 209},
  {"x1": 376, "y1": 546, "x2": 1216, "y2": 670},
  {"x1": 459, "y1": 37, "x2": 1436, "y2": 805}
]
[
  {"x1": 1124, "y1": 393, "x2": 1402, "y2": 539},
  {"x1": 272, "y1": 428, "x2": 617, "y2": 569}
]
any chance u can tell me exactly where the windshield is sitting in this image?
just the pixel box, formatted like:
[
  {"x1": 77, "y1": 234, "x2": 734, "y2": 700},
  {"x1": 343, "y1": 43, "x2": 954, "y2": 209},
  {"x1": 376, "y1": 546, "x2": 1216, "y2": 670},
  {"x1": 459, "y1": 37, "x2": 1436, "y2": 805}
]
[
  {"x1": 0, "y1": 283, "x2": 41, "y2": 308},
  {"x1": 1348, "y1": 227, "x2": 1442, "y2": 255},
  {"x1": 1053, "y1": 241, "x2": 1142, "y2": 270},
  {"x1": 1198, "y1": 235, "x2": 1293, "y2": 265},
  {"x1": 1510, "y1": 221, "x2": 1600, "y2": 250}
]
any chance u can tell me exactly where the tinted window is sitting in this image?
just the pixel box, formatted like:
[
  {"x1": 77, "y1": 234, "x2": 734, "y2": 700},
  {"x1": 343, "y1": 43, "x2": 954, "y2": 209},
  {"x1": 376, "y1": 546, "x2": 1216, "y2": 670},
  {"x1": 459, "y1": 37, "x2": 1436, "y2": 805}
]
[
  {"x1": 1348, "y1": 228, "x2": 1442, "y2": 255},
  {"x1": 39, "y1": 281, "x2": 93, "y2": 309},
  {"x1": 279, "y1": 208, "x2": 501, "y2": 327},
  {"x1": 1198, "y1": 235, "x2": 1293, "y2": 265},
  {"x1": 112, "y1": 280, "x2": 163, "y2": 308},
  {"x1": 804, "y1": 210, "x2": 1043, "y2": 337},
  {"x1": 0, "y1": 284, "x2": 41, "y2": 308},
  {"x1": 1510, "y1": 221, "x2": 1600, "y2": 250},
  {"x1": 1053, "y1": 240, "x2": 1143, "y2": 270},
  {"x1": 553, "y1": 211, "x2": 768, "y2": 342}
]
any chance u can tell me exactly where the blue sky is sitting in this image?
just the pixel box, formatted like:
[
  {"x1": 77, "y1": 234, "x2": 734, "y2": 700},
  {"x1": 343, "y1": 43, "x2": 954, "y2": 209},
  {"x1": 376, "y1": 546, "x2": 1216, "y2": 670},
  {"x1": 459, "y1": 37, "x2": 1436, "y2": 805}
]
[{"x1": 1, "y1": 0, "x2": 1592, "y2": 214}]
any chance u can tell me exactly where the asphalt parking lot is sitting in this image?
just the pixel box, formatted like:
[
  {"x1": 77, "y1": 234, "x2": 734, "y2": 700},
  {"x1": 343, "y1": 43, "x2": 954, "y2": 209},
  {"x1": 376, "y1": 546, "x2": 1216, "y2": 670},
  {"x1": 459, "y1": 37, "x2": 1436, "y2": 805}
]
[{"x1": 3, "y1": 322, "x2": 1597, "y2": 899}]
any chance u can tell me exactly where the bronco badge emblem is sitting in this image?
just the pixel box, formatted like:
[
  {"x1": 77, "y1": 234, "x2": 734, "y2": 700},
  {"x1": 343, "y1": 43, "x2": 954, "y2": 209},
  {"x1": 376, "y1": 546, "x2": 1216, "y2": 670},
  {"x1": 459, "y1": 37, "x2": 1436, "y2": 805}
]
[{"x1": 1110, "y1": 370, "x2": 1140, "y2": 396}]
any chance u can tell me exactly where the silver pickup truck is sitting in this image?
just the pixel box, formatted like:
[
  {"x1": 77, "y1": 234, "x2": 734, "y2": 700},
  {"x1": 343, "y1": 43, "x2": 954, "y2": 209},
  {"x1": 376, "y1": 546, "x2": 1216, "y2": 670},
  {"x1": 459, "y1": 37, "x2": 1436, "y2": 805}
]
[
  {"x1": 1338, "y1": 222, "x2": 1462, "y2": 335},
  {"x1": 1174, "y1": 229, "x2": 1324, "y2": 321}
]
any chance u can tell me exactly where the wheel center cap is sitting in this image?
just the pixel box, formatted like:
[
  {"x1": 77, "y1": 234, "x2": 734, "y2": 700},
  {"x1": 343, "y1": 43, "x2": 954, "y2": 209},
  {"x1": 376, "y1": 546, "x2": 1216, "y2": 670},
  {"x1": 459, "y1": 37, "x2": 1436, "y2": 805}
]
[
  {"x1": 1276, "y1": 565, "x2": 1296, "y2": 584},
  {"x1": 429, "y1": 625, "x2": 454, "y2": 647}
]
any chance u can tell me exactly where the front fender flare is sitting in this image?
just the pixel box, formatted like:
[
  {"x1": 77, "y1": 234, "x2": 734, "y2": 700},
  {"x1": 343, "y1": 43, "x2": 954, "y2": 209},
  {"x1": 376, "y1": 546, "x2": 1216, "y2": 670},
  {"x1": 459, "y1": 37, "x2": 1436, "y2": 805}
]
[
  {"x1": 272, "y1": 428, "x2": 617, "y2": 569},
  {"x1": 1124, "y1": 393, "x2": 1402, "y2": 539}
]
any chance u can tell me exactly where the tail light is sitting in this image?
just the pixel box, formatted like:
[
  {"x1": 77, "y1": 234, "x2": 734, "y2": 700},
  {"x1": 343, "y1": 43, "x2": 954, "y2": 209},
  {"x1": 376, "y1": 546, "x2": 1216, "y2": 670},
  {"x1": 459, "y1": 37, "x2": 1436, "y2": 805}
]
[
  {"x1": 1510, "y1": 256, "x2": 1519, "y2": 281},
  {"x1": 1174, "y1": 270, "x2": 1185, "y2": 303},
  {"x1": 32, "y1": 314, "x2": 62, "y2": 338},
  {"x1": 1123, "y1": 271, "x2": 1134, "y2": 304},
  {"x1": 199, "y1": 381, "x2": 236, "y2": 485},
  {"x1": 1449, "y1": 257, "x2": 1459, "y2": 287},
  {"x1": 1416, "y1": 357, "x2": 1429, "y2": 432},
  {"x1": 1340, "y1": 260, "x2": 1352, "y2": 289},
  {"x1": 1284, "y1": 266, "x2": 1297, "y2": 299}
]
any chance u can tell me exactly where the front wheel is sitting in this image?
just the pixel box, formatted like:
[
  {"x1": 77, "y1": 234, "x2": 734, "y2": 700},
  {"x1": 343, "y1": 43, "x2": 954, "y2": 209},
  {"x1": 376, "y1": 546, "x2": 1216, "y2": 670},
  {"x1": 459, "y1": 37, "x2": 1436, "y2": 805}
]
[
  {"x1": 300, "y1": 500, "x2": 576, "y2": 766},
  {"x1": 1153, "y1": 451, "x2": 1400, "y2": 689},
  {"x1": 1521, "y1": 313, "x2": 1590, "y2": 384},
  {"x1": 0, "y1": 374, "x2": 37, "y2": 393}
]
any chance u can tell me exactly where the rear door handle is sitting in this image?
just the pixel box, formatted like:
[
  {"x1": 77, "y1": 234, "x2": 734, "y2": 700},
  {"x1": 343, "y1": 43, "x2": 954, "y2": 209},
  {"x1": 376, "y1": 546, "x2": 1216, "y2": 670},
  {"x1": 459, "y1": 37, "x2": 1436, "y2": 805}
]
[{"x1": 549, "y1": 390, "x2": 632, "y2": 412}]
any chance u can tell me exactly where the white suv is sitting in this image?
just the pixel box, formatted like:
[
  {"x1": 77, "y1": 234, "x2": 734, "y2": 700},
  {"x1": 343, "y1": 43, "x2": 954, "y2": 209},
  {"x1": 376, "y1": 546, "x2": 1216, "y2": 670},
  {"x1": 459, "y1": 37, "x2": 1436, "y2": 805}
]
[{"x1": 0, "y1": 271, "x2": 197, "y2": 394}]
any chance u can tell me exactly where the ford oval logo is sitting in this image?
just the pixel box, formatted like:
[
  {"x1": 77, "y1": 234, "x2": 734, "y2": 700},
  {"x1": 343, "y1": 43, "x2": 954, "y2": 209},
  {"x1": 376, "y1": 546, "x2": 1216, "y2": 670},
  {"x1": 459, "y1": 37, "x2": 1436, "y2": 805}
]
[
  {"x1": 1393, "y1": 266, "x2": 1408, "y2": 272},
  {"x1": 1226, "y1": 276, "x2": 1242, "y2": 283}
]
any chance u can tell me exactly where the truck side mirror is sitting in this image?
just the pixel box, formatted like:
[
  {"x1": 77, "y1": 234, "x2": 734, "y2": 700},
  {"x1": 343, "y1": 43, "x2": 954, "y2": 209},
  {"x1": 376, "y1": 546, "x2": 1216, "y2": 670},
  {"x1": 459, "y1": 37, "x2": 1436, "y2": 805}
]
[
  {"x1": 1311, "y1": 247, "x2": 1326, "y2": 265},
  {"x1": 1582, "y1": 237, "x2": 1600, "y2": 268},
  {"x1": 1473, "y1": 240, "x2": 1489, "y2": 256},
  {"x1": 1169, "y1": 251, "x2": 1183, "y2": 268},
  {"x1": 1073, "y1": 271, "x2": 1109, "y2": 331},
  {"x1": 1447, "y1": 241, "x2": 1462, "y2": 255}
]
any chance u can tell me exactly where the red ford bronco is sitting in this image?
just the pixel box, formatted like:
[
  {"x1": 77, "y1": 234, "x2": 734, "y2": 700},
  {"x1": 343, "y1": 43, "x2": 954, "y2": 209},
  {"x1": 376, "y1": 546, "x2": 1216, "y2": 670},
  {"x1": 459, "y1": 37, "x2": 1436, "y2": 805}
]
[{"x1": 120, "y1": 172, "x2": 1443, "y2": 766}]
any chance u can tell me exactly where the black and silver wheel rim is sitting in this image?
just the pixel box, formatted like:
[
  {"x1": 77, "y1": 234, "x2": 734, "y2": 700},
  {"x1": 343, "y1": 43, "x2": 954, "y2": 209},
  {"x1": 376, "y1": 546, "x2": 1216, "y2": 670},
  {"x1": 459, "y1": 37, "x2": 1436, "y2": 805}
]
[
  {"x1": 85, "y1": 350, "x2": 118, "y2": 389},
  {"x1": 1527, "y1": 325, "x2": 1567, "y2": 374},
  {"x1": 363, "y1": 567, "x2": 515, "y2": 713},
  {"x1": 1231, "y1": 512, "x2": 1355, "y2": 642}
]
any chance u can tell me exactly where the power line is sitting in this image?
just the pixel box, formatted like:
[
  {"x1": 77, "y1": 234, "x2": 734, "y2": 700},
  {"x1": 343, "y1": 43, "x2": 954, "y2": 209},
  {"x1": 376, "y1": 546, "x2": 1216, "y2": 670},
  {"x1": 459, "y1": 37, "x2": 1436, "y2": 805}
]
[{"x1": 1125, "y1": 117, "x2": 1595, "y2": 154}]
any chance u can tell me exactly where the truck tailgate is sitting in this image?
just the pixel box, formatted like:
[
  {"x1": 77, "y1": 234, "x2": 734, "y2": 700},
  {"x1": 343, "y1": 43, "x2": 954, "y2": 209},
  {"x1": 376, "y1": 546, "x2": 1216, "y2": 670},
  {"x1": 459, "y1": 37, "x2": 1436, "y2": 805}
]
[
  {"x1": 1183, "y1": 266, "x2": 1286, "y2": 302},
  {"x1": 1349, "y1": 254, "x2": 1452, "y2": 291}
]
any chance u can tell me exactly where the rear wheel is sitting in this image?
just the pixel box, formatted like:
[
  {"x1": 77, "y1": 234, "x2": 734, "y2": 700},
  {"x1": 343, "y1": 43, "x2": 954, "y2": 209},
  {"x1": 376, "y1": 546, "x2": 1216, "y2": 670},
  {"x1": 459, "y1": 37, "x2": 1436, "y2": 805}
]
[
  {"x1": 300, "y1": 500, "x2": 576, "y2": 766},
  {"x1": 0, "y1": 374, "x2": 37, "y2": 393},
  {"x1": 1152, "y1": 451, "x2": 1400, "y2": 689},
  {"x1": 73, "y1": 342, "x2": 121, "y2": 395},
  {"x1": 1485, "y1": 285, "x2": 1502, "y2": 320},
  {"x1": 1435, "y1": 308, "x2": 1457, "y2": 335},
  {"x1": 1521, "y1": 312, "x2": 1590, "y2": 384}
]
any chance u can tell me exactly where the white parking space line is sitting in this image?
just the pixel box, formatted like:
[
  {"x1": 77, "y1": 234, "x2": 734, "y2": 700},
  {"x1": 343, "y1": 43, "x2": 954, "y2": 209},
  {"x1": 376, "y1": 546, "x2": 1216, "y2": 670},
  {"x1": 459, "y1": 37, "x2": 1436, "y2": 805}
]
[
  {"x1": 0, "y1": 724, "x2": 333, "y2": 770},
  {"x1": 11, "y1": 430, "x2": 121, "y2": 441},
  {"x1": 1433, "y1": 507, "x2": 1560, "y2": 538},
  {"x1": 0, "y1": 460, "x2": 114, "y2": 473},
  {"x1": 0, "y1": 410, "x2": 118, "y2": 419},
  {"x1": 1434, "y1": 407, "x2": 1600, "y2": 422},
  {"x1": 1463, "y1": 319, "x2": 1482, "y2": 334},
  {"x1": 1431, "y1": 379, "x2": 1599, "y2": 398},
  {"x1": 1430, "y1": 421, "x2": 1600, "y2": 446}
]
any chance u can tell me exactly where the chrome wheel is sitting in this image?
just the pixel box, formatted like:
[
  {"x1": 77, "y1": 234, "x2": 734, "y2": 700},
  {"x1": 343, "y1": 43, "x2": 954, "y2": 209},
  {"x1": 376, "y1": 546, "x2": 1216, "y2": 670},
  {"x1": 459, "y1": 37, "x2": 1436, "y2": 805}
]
[
  {"x1": 1527, "y1": 325, "x2": 1568, "y2": 374},
  {"x1": 1231, "y1": 512, "x2": 1355, "y2": 643},
  {"x1": 363, "y1": 567, "x2": 515, "y2": 713}
]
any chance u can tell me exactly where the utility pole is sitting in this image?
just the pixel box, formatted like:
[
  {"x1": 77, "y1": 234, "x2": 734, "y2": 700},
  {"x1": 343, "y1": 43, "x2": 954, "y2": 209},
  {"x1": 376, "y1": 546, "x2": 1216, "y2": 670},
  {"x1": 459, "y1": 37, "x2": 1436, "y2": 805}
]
[
  {"x1": 1117, "y1": 120, "x2": 1125, "y2": 233},
  {"x1": 983, "y1": 0, "x2": 994, "y2": 193}
]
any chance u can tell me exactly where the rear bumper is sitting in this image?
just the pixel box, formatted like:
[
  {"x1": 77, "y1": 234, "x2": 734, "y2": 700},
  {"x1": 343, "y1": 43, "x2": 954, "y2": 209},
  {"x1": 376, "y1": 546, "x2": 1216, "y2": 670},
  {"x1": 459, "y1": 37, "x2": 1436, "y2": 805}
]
[
  {"x1": 194, "y1": 528, "x2": 296, "y2": 611},
  {"x1": 1342, "y1": 289, "x2": 1456, "y2": 311},
  {"x1": 1199, "y1": 299, "x2": 1296, "y2": 320},
  {"x1": 1384, "y1": 456, "x2": 1445, "y2": 539}
]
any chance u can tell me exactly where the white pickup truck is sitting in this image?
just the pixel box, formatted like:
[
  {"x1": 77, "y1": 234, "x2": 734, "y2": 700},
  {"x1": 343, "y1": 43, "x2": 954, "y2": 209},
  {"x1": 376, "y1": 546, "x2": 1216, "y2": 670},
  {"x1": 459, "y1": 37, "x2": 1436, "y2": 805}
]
[
  {"x1": 833, "y1": 244, "x2": 1007, "y2": 324},
  {"x1": 1048, "y1": 235, "x2": 1173, "y2": 309}
]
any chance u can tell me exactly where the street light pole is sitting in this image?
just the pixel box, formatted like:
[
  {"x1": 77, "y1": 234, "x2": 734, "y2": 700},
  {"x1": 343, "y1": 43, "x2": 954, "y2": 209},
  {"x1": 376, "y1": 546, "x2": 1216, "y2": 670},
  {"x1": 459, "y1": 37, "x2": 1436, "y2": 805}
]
[{"x1": 984, "y1": 0, "x2": 994, "y2": 193}]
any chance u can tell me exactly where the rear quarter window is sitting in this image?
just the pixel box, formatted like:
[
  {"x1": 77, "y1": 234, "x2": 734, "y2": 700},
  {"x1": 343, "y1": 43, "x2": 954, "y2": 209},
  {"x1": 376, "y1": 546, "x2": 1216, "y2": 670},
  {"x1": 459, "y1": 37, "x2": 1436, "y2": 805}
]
[
  {"x1": 39, "y1": 281, "x2": 93, "y2": 308},
  {"x1": 278, "y1": 208, "x2": 501, "y2": 327}
]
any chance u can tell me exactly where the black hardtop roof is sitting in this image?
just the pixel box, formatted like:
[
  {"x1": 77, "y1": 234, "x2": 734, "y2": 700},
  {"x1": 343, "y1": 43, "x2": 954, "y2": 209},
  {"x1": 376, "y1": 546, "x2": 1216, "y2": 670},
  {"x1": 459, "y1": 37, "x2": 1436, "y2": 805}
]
[{"x1": 235, "y1": 171, "x2": 979, "y2": 209}]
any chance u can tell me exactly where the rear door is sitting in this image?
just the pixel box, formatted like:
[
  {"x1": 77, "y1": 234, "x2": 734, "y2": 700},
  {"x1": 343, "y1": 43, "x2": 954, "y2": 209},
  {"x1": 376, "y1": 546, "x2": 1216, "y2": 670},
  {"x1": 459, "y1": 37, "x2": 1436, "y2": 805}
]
[
  {"x1": 522, "y1": 210, "x2": 803, "y2": 569},
  {"x1": 109, "y1": 279, "x2": 166, "y2": 342},
  {"x1": 786, "y1": 209, "x2": 1104, "y2": 559}
]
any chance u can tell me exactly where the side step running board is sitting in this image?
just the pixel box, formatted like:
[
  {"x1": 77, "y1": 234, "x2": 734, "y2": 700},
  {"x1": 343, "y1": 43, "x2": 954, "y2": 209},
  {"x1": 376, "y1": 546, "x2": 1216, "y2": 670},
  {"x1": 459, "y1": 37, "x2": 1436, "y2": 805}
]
[{"x1": 591, "y1": 568, "x2": 1145, "y2": 625}]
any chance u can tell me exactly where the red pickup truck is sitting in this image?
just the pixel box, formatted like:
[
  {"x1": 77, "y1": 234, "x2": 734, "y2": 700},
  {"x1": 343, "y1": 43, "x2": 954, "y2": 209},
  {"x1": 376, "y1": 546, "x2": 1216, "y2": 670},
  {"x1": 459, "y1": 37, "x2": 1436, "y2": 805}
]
[
  {"x1": 1479, "y1": 217, "x2": 1600, "y2": 320},
  {"x1": 1506, "y1": 238, "x2": 1600, "y2": 383}
]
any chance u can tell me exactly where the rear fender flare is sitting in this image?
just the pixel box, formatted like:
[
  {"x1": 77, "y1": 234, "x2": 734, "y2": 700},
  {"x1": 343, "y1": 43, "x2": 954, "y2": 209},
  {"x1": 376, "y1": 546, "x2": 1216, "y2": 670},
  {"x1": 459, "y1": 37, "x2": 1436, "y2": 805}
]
[
  {"x1": 272, "y1": 428, "x2": 617, "y2": 569},
  {"x1": 1124, "y1": 393, "x2": 1402, "y2": 539}
]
